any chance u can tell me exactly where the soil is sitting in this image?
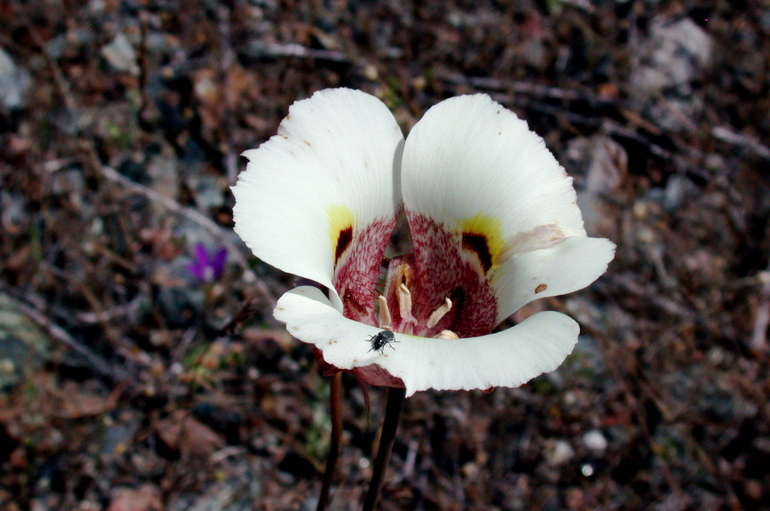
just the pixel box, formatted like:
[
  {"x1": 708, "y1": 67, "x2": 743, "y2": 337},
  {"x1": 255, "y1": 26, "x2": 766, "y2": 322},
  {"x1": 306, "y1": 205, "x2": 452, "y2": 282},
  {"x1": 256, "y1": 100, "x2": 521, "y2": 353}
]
[{"x1": 1, "y1": 1, "x2": 769, "y2": 510}]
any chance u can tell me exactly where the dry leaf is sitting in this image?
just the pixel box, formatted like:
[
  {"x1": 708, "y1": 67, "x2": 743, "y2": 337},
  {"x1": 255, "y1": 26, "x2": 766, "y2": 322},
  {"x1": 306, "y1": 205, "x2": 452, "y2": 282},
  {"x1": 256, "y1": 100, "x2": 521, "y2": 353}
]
[
  {"x1": 155, "y1": 410, "x2": 225, "y2": 458},
  {"x1": 107, "y1": 484, "x2": 163, "y2": 511}
]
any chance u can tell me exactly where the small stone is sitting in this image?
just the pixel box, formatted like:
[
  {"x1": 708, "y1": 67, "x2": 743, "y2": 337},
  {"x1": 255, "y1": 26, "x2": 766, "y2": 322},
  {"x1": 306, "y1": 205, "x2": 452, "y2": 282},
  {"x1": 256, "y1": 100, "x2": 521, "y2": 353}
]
[
  {"x1": 629, "y1": 17, "x2": 713, "y2": 132},
  {"x1": 582, "y1": 430, "x2": 608, "y2": 453},
  {"x1": 0, "y1": 358, "x2": 16, "y2": 376},
  {"x1": 663, "y1": 175, "x2": 698, "y2": 211},
  {"x1": 744, "y1": 479, "x2": 763, "y2": 500},
  {"x1": 632, "y1": 17, "x2": 713, "y2": 97},
  {"x1": 0, "y1": 294, "x2": 52, "y2": 391},
  {"x1": 572, "y1": 135, "x2": 628, "y2": 237},
  {"x1": 0, "y1": 48, "x2": 32, "y2": 111},
  {"x1": 146, "y1": 143, "x2": 180, "y2": 201},
  {"x1": 189, "y1": 174, "x2": 225, "y2": 211},
  {"x1": 364, "y1": 65, "x2": 379, "y2": 80},
  {"x1": 101, "y1": 34, "x2": 139, "y2": 75},
  {"x1": 545, "y1": 440, "x2": 574, "y2": 466},
  {"x1": 107, "y1": 484, "x2": 162, "y2": 511}
]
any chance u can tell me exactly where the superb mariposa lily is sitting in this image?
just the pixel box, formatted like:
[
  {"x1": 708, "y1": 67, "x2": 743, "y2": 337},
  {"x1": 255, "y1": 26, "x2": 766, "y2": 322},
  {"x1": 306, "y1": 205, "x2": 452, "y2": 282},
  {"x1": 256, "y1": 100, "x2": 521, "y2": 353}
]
[{"x1": 232, "y1": 88, "x2": 614, "y2": 397}]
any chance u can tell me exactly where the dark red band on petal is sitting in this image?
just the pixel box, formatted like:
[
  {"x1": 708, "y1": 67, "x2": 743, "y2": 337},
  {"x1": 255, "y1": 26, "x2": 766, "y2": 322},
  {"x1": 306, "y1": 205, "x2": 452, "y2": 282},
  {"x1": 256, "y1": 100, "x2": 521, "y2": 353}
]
[
  {"x1": 462, "y1": 232, "x2": 493, "y2": 274},
  {"x1": 334, "y1": 226, "x2": 353, "y2": 265}
]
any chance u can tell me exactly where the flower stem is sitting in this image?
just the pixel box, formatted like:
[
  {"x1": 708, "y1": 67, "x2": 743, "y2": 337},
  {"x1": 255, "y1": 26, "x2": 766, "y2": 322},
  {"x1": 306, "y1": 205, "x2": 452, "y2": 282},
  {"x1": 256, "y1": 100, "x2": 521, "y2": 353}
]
[
  {"x1": 317, "y1": 372, "x2": 343, "y2": 511},
  {"x1": 362, "y1": 387, "x2": 406, "y2": 511}
]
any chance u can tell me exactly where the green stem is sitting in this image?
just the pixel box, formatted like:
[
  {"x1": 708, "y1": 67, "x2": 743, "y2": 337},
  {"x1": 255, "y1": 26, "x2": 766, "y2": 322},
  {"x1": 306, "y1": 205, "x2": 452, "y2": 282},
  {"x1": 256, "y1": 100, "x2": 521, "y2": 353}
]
[
  {"x1": 317, "y1": 372, "x2": 343, "y2": 511},
  {"x1": 362, "y1": 387, "x2": 406, "y2": 511}
]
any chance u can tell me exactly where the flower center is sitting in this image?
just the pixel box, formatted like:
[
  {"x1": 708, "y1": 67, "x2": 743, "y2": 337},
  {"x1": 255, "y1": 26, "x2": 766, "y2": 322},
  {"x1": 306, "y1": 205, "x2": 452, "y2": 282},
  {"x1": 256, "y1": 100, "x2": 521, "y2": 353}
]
[{"x1": 376, "y1": 256, "x2": 458, "y2": 338}]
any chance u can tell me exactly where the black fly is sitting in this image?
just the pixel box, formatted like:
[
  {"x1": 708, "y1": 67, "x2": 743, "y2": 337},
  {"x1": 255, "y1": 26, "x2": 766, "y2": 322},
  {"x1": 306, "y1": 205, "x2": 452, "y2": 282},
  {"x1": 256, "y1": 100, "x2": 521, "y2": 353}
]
[{"x1": 368, "y1": 330, "x2": 398, "y2": 354}]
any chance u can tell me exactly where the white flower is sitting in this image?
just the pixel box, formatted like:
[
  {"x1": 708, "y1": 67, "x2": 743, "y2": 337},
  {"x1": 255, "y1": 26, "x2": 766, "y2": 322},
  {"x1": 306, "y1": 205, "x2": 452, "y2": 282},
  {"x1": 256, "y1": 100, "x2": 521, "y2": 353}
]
[{"x1": 232, "y1": 88, "x2": 614, "y2": 397}]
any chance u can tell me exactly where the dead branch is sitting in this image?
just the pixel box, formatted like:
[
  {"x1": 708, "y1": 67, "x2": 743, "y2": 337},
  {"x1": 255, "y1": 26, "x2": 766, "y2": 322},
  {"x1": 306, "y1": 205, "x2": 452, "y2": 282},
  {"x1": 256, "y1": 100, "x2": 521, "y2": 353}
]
[
  {"x1": 0, "y1": 281, "x2": 131, "y2": 382},
  {"x1": 750, "y1": 269, "x2": 770, "y2": 353},
  {"x1": 712, "y1": 126, "x2": 770, "y2": 161}
]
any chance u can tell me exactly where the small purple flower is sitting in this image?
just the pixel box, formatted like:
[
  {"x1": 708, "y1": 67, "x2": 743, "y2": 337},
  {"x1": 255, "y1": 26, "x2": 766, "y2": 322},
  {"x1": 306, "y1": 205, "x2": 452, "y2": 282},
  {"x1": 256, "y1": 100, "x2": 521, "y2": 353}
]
[{"x1": 188, "y1": 243, "x2": 227, "y2": 283}]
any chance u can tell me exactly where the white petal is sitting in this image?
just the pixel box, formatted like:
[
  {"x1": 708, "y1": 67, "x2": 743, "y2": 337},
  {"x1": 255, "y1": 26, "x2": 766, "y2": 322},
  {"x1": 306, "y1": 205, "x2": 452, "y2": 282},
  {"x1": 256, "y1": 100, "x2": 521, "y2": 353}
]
[
  {"x1": 274, "y1": 286, "x2": 387, "y2": 368},
  {"x1": 391, "y1": 311, "x2": 579, "y2": 396},
  {"x1": 402, "y1": 94, "x2": 587, "y2": 243},
  {"x1": 232, "y1": 89, "x2": 404, "y2": 307},
  {"x1": 494, "y1": 236, "x2": 615, "y2": 321},
  {"x1": 401, "y1": 94, "x2": 614, "y2": 320},
  {"x1": 276, "y1": 286, "x2": 580, "y2": 397}
]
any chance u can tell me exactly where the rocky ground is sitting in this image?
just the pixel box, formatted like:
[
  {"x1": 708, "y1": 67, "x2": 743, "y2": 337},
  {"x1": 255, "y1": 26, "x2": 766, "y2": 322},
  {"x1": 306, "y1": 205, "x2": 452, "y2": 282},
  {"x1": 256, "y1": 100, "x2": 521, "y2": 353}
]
[{"x1": 1, "y1": 1, "x2": 769, "y2": 510}]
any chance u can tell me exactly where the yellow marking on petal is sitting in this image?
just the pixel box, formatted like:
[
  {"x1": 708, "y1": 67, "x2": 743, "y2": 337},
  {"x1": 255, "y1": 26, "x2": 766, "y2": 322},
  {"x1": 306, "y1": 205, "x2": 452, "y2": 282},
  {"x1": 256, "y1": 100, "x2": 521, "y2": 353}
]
[
  {"x1": 460, "y1": 213, "x2": 505, "y2": 272},
  {"x1": 327, "y1": 204, "x2": 354, "y2": 263}
]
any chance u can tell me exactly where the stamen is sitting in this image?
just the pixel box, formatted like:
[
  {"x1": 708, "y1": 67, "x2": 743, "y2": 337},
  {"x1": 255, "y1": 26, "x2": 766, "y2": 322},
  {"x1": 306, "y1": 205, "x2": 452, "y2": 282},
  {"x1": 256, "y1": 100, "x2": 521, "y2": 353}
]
[
  {"x1": 398, "y1": 283, "x2": 412, "y2": 320},
  {"x1": 436, "y1": 330, "x2": 459, "y2": 339},
  {"x1": 377, "y1": 295, "x2": 392, "y2": 329},
  {"x1": 426, "y1": 297, "x2": 453, "y2": 328},
  {"x1": 398, "y1": 283, "x2": 411, "y2": 317},
  {"x1": 398, "y1": 283, "x2": 418, "y2": 333}
]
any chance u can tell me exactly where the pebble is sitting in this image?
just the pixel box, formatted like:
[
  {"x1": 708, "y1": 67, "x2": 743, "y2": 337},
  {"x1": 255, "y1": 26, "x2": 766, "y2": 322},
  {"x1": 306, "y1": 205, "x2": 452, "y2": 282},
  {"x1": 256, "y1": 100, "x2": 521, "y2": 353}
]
[
  {"x1": 100, "y1": 34, "x2": 139, "y2": 75},
  {"x1": 0, "y1": 48, "x2": 32, "y2": 112},
  {"x1": 0, "y1": 294, "x2": 51, "y2": 391},
  {"x1": 545, "y1": 440, "x2": 575, "y2": 466},
  {"x1": 582, "y1": 430, "x2": 608, "y2": 453},
  {"x1": 632, "y1": 17, "x2": 713, "y2": 96}
]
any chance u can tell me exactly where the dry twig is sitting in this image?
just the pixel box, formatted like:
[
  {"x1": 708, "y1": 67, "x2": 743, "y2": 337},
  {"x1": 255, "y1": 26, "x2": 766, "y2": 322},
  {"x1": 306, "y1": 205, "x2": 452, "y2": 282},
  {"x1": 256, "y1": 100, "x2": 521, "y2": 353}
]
[
  {"x1": 750, "y1": 269, "x2": 770, "y2": 353},
  {"x1": 712, "y1": 126, "x2": 770, "y2": 161},
  {"x1": 439, "y1": 71, "x2": 591, "y2": 102},
  {"x1": 0, "y1": 281, "x2": 131, "y2": 383}
]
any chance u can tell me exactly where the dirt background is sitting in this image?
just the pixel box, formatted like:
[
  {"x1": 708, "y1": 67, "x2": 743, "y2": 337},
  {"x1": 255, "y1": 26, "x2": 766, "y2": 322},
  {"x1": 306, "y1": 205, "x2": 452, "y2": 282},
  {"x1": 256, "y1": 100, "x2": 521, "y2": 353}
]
[{"x1": 1, "y1": 0, "x2": 770, "y2": 510}]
